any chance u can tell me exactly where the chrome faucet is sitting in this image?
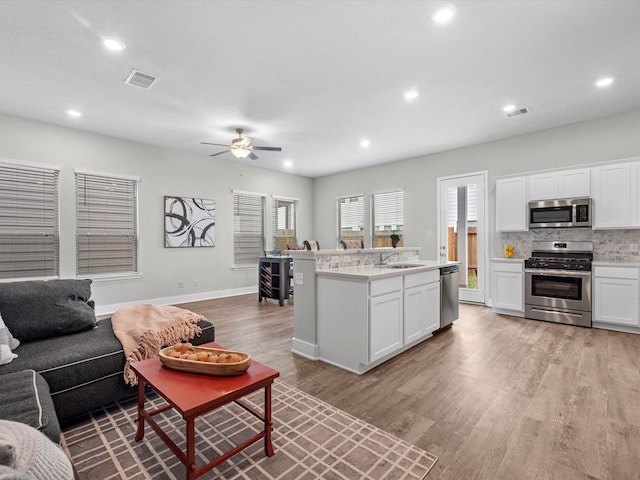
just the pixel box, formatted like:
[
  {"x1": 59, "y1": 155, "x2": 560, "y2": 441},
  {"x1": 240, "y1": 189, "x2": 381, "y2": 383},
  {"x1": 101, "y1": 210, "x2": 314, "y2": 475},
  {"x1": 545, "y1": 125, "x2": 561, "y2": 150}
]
[{"x1": 375, "y1": 252, "x2": 399, "y2": 266}]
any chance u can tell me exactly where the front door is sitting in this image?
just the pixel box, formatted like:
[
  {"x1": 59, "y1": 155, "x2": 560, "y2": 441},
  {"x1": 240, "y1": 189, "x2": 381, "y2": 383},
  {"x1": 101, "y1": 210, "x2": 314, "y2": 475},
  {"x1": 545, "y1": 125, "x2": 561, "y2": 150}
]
[{"x1": 437, "y1": 171, "x2": 487, "y2": 304}]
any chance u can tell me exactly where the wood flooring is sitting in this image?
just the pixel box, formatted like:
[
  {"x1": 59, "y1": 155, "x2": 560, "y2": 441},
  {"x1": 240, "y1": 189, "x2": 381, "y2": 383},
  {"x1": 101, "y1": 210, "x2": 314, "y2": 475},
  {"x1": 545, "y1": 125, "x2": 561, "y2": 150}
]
[{"x1": 177, "y1": 294, "x2": 640, "y2": 480}]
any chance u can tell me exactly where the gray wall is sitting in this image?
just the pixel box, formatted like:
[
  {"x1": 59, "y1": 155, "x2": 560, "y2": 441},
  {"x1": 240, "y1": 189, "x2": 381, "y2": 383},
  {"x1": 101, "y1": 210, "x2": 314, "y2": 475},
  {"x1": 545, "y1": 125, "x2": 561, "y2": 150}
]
[
  {"x1": 313, "y1": 109, "x2": 640, "y2": 262},
  {"x1": 3, "y1": 108, "x2": 640, "y2": 309},
  {"x1": 0, "y1": 113, "x2": 313, "y2": 312}
]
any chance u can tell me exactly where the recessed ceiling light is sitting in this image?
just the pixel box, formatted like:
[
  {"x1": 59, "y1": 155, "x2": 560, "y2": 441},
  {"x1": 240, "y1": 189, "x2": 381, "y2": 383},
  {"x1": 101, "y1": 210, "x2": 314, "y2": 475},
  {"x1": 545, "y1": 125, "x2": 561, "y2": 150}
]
[
  {"x1": 360, "y1": 139, "x2": 370, "y2": 148},
  {"x1": 502, "y1": 104, "x2": 516, "y2": 113},
  {"x1": 66, "y1": 109, "x2": 82, "y2": 118},
  {"x1": 103, "y1": 37, "x2": 126, "y2": 52},
  {"x1": 283, "y1": 160, "x2": 293, "y2": 168},
  {"x1": 595, "y1": 77, "x2": 614, "y2": 88},
  {"x1": 432, "y1": 4, "x2": 457, "y2": 23},
  {"x1": 404, "y1": 90, "x2": 419, "y2": 102}
]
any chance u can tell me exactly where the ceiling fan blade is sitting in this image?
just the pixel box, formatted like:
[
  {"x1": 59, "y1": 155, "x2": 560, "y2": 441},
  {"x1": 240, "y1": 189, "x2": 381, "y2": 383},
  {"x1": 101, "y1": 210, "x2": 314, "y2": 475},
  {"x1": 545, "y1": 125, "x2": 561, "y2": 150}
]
[
  {"x1": 209, "y1": 150, "x2": 230, "y2": 157},
  {"x1": 201, "y1": 142, "x2": 230, "y2": 147},
  {"x1": 251, "y1": 146, "x2": 282, "y2": 152},
  {"x1": 248, "y1": 152, "x2": 259, "y2": 161}
]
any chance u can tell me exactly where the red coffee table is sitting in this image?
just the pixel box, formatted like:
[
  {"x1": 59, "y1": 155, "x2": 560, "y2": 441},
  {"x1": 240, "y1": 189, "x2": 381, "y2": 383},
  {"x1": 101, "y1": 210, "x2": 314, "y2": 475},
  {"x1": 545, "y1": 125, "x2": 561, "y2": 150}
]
[{"x1": 131, "y1": 343, "x2": 280, "y2": 480}]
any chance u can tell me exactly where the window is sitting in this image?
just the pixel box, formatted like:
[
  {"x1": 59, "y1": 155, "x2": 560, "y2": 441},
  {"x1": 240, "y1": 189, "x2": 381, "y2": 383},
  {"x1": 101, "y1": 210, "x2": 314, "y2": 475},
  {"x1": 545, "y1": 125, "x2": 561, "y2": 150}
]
[
  {"x1": 338, "y1": 195, "x2": 364, "y2": 246},
  {"x1": 372, "y1": 190, "x2": 404, "y2": 248},
  {"x1": 75, "y1": 171, "x2": 139, "y2": 277},
  {"x1": 233, "y1": 191, "x2": 265, "y2": 266},
  {"x1": 0, "y1": 159, "x2": 59, "y2": 279},
  {"x1": 272, "y1": 197, "x2": 297, "y2": 251}
]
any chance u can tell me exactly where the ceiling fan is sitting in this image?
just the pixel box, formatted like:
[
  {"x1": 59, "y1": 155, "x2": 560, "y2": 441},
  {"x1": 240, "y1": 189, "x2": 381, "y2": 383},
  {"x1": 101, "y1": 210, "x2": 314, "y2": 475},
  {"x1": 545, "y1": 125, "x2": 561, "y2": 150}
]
[{"x1": 201, "y1": 128, "x2": 282, "y2": 160}]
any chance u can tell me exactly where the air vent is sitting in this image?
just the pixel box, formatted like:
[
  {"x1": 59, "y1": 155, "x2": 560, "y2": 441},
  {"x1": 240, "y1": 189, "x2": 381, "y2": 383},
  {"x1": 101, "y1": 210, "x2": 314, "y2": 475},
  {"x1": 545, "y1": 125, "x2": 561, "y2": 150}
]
[
  {"x1": 124, "y1": 69, "x2": 158, "y2": 89},
  {"x1": 505, "y1": 107, "x2": 529, "y2": 118}
]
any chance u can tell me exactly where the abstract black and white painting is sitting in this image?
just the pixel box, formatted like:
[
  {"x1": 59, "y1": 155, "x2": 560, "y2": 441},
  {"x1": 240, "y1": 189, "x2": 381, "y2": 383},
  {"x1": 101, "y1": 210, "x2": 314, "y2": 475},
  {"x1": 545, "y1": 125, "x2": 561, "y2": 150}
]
[{"x1": 164, "y1": 196, "x2": 216, "y2": 247}]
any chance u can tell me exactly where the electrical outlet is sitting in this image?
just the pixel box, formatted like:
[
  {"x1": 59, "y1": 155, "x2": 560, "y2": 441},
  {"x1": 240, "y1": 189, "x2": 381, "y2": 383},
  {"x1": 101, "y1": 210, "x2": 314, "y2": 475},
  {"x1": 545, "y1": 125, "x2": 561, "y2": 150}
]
[
  {"x1": 294, "y1": 272, "x2": 304, "y2": 286},
  {"x1": 193, "y1": 279, "x2": 200, "y2": 287},
  {"x1": 177, "y1": 281, "x2": 184, "y2": 288}
]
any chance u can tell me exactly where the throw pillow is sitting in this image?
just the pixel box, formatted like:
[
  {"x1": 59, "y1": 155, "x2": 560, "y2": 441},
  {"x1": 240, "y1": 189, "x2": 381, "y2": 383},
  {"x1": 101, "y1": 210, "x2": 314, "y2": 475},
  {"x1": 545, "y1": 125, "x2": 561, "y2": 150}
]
[
  {"x1": 0, "y1": 420, "x2": 74, "y2": 480},
  {"x1": 0, "y1": 314, "x2": 19, "y2": 365},
  {"x1": 0, "y1": 280, "x2": 96, "y2": 343},
  {"x1": 0, "y1": 313, "x2": 20, "y2": 350}
]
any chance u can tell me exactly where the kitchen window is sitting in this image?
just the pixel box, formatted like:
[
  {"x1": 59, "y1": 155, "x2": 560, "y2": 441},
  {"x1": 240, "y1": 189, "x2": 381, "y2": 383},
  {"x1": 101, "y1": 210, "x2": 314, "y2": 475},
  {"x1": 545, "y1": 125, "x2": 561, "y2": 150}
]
[
  {"x1": 337, "y1": 195, "x2": 364, "y2": 247},
  {"x1": 233, "y1": 190, "x2": 265, "y2": 266},
  {"x1": 272, "y1": 196, "x2": 297, "y2": 251},
  {"x1": 372, "y1": 190, "x2": 404, "y2": 248},
  {"x1": 0, "y1": 159, "x2": 60, "y2": 279},
  {"x1": 75, "y1": 170, "x2": 139, "y2": 277}
]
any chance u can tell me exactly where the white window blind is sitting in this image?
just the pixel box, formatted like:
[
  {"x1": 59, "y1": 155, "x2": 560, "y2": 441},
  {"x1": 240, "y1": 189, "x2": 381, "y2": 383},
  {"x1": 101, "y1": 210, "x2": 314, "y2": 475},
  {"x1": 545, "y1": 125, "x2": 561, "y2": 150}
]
[
  {"x1": 0, "y1": 161, "x2": 59, "y2": 279},
  {"x1": 338, "y1": 195, "x2": 364, "y2": 242},
  {"x1": 272, "y1": 197, "x2": 297, "y2": 251},
  {"x1": 233, "y1": 192, "x2": 264, "y2": 265},
  {"x1": 75, "y1": 172, "x2": 139, "y2": 276},
  {"x1": 372, "y1": 190, "x2": 404, "y2": 247}
]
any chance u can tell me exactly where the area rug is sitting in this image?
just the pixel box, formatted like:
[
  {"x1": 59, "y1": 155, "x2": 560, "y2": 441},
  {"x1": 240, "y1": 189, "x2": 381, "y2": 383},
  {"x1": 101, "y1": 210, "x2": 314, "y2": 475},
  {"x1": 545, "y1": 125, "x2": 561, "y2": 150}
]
[{"x1": 61, "y1": 381, "x2": 437, "y2": 480}]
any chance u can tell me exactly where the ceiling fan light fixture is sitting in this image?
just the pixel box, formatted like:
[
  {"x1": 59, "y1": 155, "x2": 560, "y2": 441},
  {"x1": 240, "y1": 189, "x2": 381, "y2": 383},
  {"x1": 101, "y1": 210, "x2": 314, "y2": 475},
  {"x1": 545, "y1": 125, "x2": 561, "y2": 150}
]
[{"x1": 231, "y1": 147, "x2": 252, "y2": 159}]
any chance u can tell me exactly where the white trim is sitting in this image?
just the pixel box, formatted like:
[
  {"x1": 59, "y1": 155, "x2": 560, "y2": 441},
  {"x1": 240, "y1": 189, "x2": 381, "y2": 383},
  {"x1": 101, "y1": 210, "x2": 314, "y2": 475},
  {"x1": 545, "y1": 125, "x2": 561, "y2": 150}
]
[
  {"x1": 0, "y1": 156, "x2": 61, "y2": 171},
  {"x1": 335, "y1": 192, "x2": 364, "y2": 200},
  {"x1": 291, "y1": 338, "x2": 319, "y2": 360},
  {"x1": 74, "y1": 168, "x2": 142, "y2": 182},
  {"x1": 232, "y1": 188, "x2": 267, "y2": 197},
  {"x1": 438, "y1": 170, "x2": 487, "y2": 182},
  {"x1": 95, "y1": 285, "x2": 257, "y2": 316},
  {"x1": 272, "y1": 194, "x2": 299, "y2": 201},
  {"x1": 84, "y1": 273, "x2": 142, "y2": 282},
  {"x1": 368, "y1": 187, "x2": 404, "y2": 196}
]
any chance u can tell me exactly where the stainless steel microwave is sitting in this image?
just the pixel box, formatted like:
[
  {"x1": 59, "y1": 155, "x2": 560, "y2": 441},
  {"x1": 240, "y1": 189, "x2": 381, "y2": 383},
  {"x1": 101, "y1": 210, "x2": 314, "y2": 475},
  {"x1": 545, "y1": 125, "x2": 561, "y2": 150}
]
[{"x1": 528, "y1": 197, "x2": 592, "y2": 228}]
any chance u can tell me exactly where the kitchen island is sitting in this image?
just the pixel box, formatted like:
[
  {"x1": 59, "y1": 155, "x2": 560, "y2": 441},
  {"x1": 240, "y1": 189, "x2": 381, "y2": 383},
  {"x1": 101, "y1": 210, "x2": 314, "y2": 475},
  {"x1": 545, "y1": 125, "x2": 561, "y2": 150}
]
[{"x1": 287, "y1": 248, "x2": 458, "y2": 374}]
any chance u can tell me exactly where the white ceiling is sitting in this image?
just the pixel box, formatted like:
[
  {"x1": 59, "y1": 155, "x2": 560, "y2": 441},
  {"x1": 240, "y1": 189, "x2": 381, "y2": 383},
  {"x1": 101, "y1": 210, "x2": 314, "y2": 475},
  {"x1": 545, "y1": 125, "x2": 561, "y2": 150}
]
[{"x1": 1, "y1": 1, "x2": 640, "y2": 178}]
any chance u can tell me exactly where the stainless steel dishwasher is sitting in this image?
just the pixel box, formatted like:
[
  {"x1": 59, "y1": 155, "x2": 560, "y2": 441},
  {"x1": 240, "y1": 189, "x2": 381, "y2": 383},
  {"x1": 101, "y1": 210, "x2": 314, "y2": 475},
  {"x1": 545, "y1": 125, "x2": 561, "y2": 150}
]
[{"x1": 440, "y1": 265, "x2": 460, "y2": 327}]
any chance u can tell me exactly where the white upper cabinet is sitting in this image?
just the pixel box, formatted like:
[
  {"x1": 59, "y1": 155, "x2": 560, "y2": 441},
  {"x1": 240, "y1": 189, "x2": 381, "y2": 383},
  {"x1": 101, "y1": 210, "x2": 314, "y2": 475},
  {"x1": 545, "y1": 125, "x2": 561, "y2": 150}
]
[
  {"x1": 496, "y1": 177, "x2": 528, "y2": 232},
  {"x1": 592, "y1": 162, "x2": 633, "y2": 228},
  {"x1": 528, "y1": 168, "x2": 591, "y2": 200}
]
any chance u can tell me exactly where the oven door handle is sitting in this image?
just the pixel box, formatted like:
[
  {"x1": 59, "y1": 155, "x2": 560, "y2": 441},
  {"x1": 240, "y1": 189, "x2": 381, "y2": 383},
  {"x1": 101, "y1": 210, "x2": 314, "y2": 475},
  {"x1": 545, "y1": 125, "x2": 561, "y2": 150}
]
[{"x1": 525, "y1": 269, "x2": 592, "y2": 277}]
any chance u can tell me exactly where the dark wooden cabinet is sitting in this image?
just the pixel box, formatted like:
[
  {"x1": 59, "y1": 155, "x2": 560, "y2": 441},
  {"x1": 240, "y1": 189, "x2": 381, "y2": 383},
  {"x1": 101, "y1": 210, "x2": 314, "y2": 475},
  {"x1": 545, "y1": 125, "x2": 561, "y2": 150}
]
[{"x1": 258, "y1": 256, "x2": 292, "y2": 306}]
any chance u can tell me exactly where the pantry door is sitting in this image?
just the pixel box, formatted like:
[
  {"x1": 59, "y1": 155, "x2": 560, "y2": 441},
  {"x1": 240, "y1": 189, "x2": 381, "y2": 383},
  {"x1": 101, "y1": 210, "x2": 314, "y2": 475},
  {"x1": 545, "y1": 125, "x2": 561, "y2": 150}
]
[{"x1": 437, "y1": 171, "x2": 487, "y2": 304}]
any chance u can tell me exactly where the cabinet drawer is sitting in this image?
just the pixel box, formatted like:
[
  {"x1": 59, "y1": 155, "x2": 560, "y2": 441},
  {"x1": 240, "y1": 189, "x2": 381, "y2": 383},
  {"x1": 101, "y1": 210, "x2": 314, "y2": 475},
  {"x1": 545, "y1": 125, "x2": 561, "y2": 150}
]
[
  {"x1": 492, "y1": 262, "x2": 523, "y2": 273},
  {"x1": 370, "y1": 276, "x2": 403, "y2": 296},
  {"x1": 594, "y1": 266, "x2": 639, "y2": 280},
  {"x1": 404, "y1": 270, "x2": 439, "y2": 288}
]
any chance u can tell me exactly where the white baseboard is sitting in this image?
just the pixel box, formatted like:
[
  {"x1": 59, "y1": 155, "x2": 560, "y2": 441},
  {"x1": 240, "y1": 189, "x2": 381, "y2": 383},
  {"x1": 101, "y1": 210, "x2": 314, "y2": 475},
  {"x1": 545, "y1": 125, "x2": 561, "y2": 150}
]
[
  {"x1": 95, "y1": 286, "x2": 257, "y2": 316},
  {"x1": 291, "y1": 338, "x2": 319, "y2": 360}
]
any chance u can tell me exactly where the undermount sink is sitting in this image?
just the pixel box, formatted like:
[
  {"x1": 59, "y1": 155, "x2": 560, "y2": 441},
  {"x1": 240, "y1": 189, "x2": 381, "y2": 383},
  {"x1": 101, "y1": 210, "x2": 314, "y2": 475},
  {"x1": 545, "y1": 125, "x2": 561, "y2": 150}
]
[{"x1": 384, "y1": 264, "x2": 423, "y2": 269}]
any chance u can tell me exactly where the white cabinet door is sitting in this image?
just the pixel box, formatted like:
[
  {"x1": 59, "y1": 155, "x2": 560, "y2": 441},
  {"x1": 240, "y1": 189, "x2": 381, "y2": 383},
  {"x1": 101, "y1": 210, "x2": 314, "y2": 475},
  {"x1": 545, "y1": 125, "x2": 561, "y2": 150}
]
[
  {"x1": 528, "y1": 173, "x2": 559, "y2": 200},
  {"x1": 496, "y1": 177, "x2": 528, "y2": 232},
  {"x1": 592, "y1": 163, "x2": 631, "y2": 228},
  {"x1": 404, "y1": 281, "x2": 440, "y2": 343},
  {"x1": 491, "y1": 261, "x2": 524, "y2": 313},
  {"x1": 369, "y1": 291, "x2": 403, "y2": 362},
  {"x1": 559, "y1": 168, "x2": 591, "y2": 198},
  {"x1": 593, "y1": 267, "x2": 639, "y2": 326},
  {"x1": 528, "y1": 169, "x2": 591, "y2": 201}
]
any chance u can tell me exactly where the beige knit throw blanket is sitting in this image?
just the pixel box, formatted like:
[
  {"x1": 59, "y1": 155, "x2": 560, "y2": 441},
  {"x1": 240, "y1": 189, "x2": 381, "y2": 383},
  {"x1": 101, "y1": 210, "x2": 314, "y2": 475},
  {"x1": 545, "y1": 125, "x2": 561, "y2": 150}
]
[{"x1": 111, "y1": 304, "x2": 205, "y2": 385}]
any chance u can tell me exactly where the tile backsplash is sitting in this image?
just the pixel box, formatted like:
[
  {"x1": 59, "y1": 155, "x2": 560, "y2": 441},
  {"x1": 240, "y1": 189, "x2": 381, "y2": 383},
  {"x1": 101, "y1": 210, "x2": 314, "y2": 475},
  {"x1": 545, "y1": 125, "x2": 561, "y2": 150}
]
[
  {"x1": 500, "y1": 229, "x2": 640, "y2": 261},
  {"x1": 315, "y1": 249, "x2": 420, "y2": 270}
]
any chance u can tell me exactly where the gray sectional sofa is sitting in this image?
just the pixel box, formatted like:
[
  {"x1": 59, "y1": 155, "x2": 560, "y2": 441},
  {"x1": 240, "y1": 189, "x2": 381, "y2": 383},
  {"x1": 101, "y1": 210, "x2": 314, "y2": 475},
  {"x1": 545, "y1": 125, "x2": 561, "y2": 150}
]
[{"x1": 0, "y1": 279, "x2": 215, "y2": 438}]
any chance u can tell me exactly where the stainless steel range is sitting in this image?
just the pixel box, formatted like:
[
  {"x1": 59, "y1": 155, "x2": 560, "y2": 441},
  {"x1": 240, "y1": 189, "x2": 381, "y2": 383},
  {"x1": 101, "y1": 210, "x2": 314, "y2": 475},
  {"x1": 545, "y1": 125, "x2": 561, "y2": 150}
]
[{"x1": 524, "y1": 241, "x2": 593, "y2": 327}]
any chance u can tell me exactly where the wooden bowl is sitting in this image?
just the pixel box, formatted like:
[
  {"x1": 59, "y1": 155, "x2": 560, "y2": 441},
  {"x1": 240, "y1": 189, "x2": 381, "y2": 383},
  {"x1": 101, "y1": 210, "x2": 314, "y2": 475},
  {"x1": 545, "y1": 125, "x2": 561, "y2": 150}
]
[{"x1": 158, "y1": 345, "x2": 252, "y2": 376}]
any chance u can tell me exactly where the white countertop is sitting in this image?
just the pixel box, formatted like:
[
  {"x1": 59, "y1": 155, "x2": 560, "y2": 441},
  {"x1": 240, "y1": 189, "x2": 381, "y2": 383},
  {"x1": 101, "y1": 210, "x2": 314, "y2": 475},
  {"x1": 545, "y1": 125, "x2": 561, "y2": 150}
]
[
  {"x1": 316, "y1": 260, "x2": 459, "y2": 279},
  {"x1": 490, "y1": 257, "x2": 525, "y2": 263}
]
